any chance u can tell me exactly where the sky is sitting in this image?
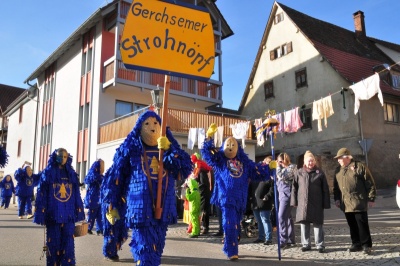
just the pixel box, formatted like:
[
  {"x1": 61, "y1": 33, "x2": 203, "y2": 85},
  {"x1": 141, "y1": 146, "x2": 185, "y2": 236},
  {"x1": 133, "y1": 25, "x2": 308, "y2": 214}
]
[{"x1": 1, "y1": 0, "x2": 399, "y2": 110}]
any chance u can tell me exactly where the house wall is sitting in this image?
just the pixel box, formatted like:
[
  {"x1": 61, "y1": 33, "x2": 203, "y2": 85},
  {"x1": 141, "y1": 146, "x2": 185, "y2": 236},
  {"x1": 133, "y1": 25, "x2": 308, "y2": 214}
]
[
  {"x1": 359, "y1": 96, "x2": 400, "y2": 187},
  {"x1": 3, "y1": 98, "x2": 38, "y2": 177},
  {"x1": 49, "y1": 41, "x2": 83, "y2": 158},
  {"x1": 240, "y1": 5, "x2": 399, "y2": 188}
]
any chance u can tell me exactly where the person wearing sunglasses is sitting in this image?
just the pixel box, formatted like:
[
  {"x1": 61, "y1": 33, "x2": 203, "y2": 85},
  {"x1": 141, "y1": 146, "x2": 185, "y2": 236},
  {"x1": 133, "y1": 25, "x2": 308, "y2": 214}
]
[{"x1": 276, "y1": 152, "x2": 297, "y2": 249}]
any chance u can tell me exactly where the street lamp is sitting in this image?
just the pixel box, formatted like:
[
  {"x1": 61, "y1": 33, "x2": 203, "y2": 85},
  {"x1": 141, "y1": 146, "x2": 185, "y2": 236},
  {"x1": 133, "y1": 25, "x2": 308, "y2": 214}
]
[{"x1": 151, "y1": 84, "x2": 164, "y2": 109}]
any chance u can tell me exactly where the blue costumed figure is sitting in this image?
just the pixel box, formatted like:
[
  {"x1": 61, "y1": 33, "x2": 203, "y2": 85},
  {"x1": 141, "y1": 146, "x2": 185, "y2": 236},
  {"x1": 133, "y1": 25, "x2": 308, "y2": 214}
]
[
  {"x1": 201, "y1": 124, "x2": 275, "y2": 260},
  {"x1": 84, "y1": 159, "x2": 104, "y2": 235},
  {"x1": 103, "y1": 109, "x2": 192, "y2": 266},
  {"x1": 15, "y1": 163, "x2": 40, "y2": 219},
  {"x1": 0, "y1": 145, "x2": 8, "y2": 168},
  {"x1": 101, "y1": 166, "x2": 129, "y2": 262},
  {"x1": 0, "y1": 174, "x2": 15, "y2": 209},
  {"x1": 33, "y1": 148, "x2": 85, "y2": 266}
]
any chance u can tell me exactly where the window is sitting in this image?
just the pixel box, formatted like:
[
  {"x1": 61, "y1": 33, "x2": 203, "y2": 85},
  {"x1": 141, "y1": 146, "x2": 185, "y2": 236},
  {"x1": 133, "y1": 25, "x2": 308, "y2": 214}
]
[
  {"x1": 281, "y1": 42, "x2": 292, "y2": 56},
  {"x1": 300, "y1": 108, "x2": 312, "y2": 130},
  {"x1": 384, "y1": 102, "x2": 399, "y2": 123},
  {"x1": 134, "y1": 103, "x2": 147, "y2": 113},
  {"x1": 264, "y1": 81, "x2": 274, "y2": 100},
  {"x1": 274, "y1": 12, "x2": 284, "y2": 24},
  {"x1": 295, "y1": 68, "x2": 307, "y2": 88},
  {"x1": 115, "y1": 100, "x2": 133, "y2": 118},
  {"x1": 392, "y1": 74, "x2": 400, "y2": 90},
  {"x1": 270, "y1": 42, "x2": 292, "y2": 60},
  {"x1": 17, "y1": 140, "x2": 22, "y2": 157},
  {"x1": 19, "y1": 106, "x2": 23, "y2": 123}
]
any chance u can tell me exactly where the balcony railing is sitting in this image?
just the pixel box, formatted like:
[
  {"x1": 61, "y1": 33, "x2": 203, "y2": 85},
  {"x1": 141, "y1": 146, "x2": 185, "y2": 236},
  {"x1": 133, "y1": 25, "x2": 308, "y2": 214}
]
[
  {"x1": 98, "y1": 107, "x2": 252, "y2": 144},
  {"x1": 104, "y1": 59, "x2": 221, "y2": 100}
]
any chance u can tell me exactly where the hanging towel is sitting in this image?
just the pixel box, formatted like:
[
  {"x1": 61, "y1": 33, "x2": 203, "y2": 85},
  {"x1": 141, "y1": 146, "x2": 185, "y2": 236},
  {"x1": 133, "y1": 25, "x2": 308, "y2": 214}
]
[
  {"x1": 254, "y1": 118, "x2": 265, "y2": 146},
  {"x1": 198, "y1": 128, "x2": 206, "y2": 149},
  {"x1": 350, "y1": 73, "x2": 383, "y2": 115},
  {"x1": 322, "y1": 95, "x2": 334, "y2": 128},
  {"x1": 312, "y1": 99, "x2": 324, "y2": 132},
  {"x1": 283, "y1": 108, "x2": 303, "y2": 133},
  {"x1": 214, "y1": 126, "x2": 224, "y2": 147},
  {"x1": 188, "y1": 128, "x2": 198, "y2": 150},
  {"x1": 230, "y1": 121, "x2": 250, "y2": 148}
]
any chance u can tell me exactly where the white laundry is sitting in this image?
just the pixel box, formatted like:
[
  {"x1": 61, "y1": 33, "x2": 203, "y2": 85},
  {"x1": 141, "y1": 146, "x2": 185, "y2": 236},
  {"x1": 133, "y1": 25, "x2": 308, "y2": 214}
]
[
  {"x1": 350, "y1": 73, "x2": 383, "y2": 115},
  {"x1": 230, "y1": 121, "x2": 250, "y2": 148},
  {"x1": 312, "y1": 95, "x2": 334, "y2": 132},
  {"x1": 187, "y1": 128, "x2": 198, "y2": 150},
  {"x1": 197, "y1": 128, "x2": 206, "y2": 149}
]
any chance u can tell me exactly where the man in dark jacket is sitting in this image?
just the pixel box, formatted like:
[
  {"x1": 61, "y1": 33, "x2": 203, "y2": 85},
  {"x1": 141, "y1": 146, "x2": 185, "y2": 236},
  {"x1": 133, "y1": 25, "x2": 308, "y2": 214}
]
[
  {"x1": 333, "y1": 148, "x2": 376, "y2": 255},
  {"x1": 249, "y1": 178, "x2": 274, "y2": 245}
]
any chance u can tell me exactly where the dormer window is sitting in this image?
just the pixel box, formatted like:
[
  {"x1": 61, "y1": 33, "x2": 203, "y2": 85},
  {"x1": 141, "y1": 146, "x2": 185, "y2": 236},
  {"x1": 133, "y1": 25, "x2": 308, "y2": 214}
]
[{"x1": 274, "y1": 12, "x2": 284, "y2": 24}]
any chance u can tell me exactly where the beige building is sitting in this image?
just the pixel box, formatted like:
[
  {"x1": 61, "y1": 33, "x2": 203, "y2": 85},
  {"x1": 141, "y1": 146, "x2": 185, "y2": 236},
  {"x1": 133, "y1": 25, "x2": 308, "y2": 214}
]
[
  {"x1": 2, "y1": 0, "x2": 256, "y2": 180},
  {"x1": 239, "y1": 2, "x2": 400, "y2": 188}
]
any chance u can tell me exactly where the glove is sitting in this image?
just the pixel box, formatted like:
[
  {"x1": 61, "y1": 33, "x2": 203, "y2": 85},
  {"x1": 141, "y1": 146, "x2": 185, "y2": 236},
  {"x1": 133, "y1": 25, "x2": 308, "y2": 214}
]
[
  {"x1": 206, "y1": 123, "x2": 218, "y2": 138},
  {"x1": 157, "y1": 136, "x2": 171, "y2": 150},
  {"x1": 106, "y1": 208, "x2": 120, "y2": 225},
  {"x1": 269, "y1": 160, "x2": 277, "y2": 170}
]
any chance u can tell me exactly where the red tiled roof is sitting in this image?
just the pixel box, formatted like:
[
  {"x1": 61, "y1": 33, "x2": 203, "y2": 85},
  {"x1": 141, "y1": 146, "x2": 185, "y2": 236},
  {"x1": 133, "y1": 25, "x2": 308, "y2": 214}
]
[
  {"x1": 313, "y1": 41, "x2": 400, "y2": 96},
  {"x1": 0, "y1": 84, "x2": 25, "y2": 114}
]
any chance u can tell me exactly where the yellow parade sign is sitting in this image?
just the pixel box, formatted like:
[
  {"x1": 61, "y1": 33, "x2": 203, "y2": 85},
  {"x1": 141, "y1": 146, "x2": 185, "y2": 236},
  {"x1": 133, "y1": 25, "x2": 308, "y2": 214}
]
[{"x1": 120, "y1": 0, "x2": 215, "y2": 81}]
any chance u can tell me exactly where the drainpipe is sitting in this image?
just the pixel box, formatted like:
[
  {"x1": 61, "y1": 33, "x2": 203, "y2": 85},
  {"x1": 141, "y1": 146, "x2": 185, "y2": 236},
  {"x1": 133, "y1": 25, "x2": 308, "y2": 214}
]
[
  {"x1": 26, "y1": 81, "x2": 40, "y2": 170},
  {"x1": 357, "y1": 110, "x2": 368, "y2": 166}
]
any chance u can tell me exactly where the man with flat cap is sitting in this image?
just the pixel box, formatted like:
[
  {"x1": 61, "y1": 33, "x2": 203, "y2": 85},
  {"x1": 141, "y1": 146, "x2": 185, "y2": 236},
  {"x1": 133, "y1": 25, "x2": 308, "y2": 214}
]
[{"x1": 333, "y1": 147, "x2": 376, "y2": 255}]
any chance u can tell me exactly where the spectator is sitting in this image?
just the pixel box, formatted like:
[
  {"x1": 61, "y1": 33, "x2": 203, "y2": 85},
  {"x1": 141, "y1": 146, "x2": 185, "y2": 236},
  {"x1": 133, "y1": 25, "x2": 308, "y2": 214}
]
[
  {"x1": 276, "y1": 152, "x2": 297, "y2": 249},
  {"x1": 249, "y1": 177, "x2": 274, "y2": 245},
  {"x1": 333, "y1": 148, "x2": 376, "y2": 255},
  {"x1": 291, "y1": 150, "x2": 330, "y2": 253}
]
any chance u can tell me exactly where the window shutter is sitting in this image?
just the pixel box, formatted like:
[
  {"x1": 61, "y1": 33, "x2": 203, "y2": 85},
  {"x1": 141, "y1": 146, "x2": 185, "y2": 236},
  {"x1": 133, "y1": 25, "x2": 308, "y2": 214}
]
[
  {"x1": 287, "y1": 42, "x2": 293, "y2": 53},
  {"x1": 270, "y1": 50, "x2": 276, "y2": 60}
]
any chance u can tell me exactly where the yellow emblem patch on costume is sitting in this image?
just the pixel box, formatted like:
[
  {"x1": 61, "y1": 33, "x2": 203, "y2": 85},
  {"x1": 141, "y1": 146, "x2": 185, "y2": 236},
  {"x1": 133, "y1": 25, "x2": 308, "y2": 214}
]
[{"x1": 53, "y1": 183, "x2": 72, "y2": 202}]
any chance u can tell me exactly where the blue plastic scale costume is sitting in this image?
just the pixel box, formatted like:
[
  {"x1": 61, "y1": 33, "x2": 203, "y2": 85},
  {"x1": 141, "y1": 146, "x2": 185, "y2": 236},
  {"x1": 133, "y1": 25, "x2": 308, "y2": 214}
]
[
  {"x1": 0, "y1": 145, "x2": 8, "y2": 168},
  {"x1": 15, "y1": 165, "x2": 40, "y2": 218},
  {"x1": 0, "y1": 174, "x2": 15, "y2": 209},
  {"x1": 84, "y1": 159, "x2": 104, "y2": 235},
  {"x1": 33, "y1": 148, "x2": 85, "y2": 266},
  {"x1": 101, "y1": 167, "x2": 129, "y2": 262},
  {"x1": 201, "y1": 126, "x2": 271, "y2": 260},
  {"x1": 102, "y1": 110, "x2": 192, "y2": 265}
]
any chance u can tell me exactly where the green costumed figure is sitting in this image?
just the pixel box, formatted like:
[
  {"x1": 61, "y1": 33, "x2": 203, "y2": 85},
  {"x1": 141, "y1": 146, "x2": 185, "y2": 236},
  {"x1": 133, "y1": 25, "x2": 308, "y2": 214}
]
[{"x1": 185, "y1": 178, "x2": 201, "y2": 238}]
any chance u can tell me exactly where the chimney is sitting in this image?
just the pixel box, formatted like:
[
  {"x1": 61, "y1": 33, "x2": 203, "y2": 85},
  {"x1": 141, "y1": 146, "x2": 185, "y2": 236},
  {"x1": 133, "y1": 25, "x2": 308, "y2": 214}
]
[{"x1": 353, "y1": 11, "x2": 366, "y2": 38}]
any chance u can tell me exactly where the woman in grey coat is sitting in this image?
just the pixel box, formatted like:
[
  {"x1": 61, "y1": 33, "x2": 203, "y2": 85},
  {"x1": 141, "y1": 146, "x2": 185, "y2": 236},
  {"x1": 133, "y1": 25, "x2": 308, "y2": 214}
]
[{"x1": 291, "y1": 151, "x2": 330, "y2": 253}]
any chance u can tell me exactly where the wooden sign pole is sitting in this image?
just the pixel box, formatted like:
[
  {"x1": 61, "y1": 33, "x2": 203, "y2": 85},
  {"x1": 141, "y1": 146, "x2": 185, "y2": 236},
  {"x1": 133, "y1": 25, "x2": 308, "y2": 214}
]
[{"x1": 154, "y1": 75, "x2": 170, "y2": 219}]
